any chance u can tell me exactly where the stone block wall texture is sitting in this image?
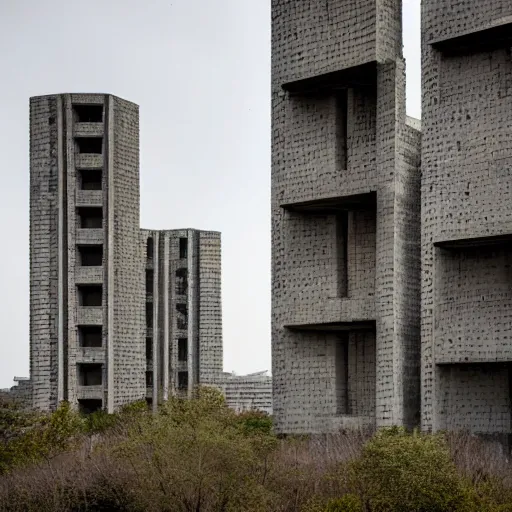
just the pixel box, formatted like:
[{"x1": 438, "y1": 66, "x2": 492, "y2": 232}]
[
  {"x1": 30, "y1": 95, "x2": 60, "y2": 410},
  {"x1": 141, "y1": 229, "x2": 223, "y2": 403},
  {"x1": 272, "y1": 0, "x2": 421, "y2": 434},
  {"x1": 421, "y1": 0, "x2": 512, "y2": 434},
  {"x1": 221, "y1": 371, "x2": 273, "y2": 416},
  {"x1": 198, "y1": 231, "x2": 223, "y2": 384},
  {"x1": 110, "y1": 96, "x2": 145, "y2": 409},
  {"x1": 30, "y1": 94, "x2": 145, "y2": 412}
]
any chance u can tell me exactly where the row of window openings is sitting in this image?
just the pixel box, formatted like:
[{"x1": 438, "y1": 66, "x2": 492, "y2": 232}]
[
  {"x1": 145, "y1": 302, "x2": 187, "y2": 329},
  {"x1": 146, "y1": 370, "x2": 188, "y2": 390},
  {"x1": 78, "y1": 364, "x2": 188, "y2": 390},
  {"x1": 146, "y1": 337, "x2": 188, "y2": 362},
  {"x1": 77, "y1": 325, "x2": 189, "y2": 361},
  {"x1": 146, "y1": 237, "x2": 188, "y2": 260},
  {"x1": 146, "y1": 268, "x2": 188, "y2": 295}
]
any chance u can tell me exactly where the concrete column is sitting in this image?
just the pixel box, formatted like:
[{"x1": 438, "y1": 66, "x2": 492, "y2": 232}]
[
  {"x1": 57, "y1": 95, "x2": 65, "y2": 404},
  {"x1": 106, "y1": 96, "x2": 115, "y2": 413},
  {"x1": 187, "y1": 230, "x2": 194, "y2": 398},
  {"x1": 152, "y1": 231, "x2": 159, "y2": 411},
  {"x1": 163, "y1": 233, "x2": 170, "y2": 401}
]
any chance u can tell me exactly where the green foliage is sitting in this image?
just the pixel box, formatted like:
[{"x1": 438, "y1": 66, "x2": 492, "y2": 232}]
[
  {"x1": 82, "y1": 409, "x2": 119, "y2": 433},
  {"x1": 0, "y1": 401, "x2": 83, "y2": 474},
  {"x1": 111, "y1": 386, "x2": 274, "y2": 511},
  {"x1": 324, "y1": 494, "x2": 363, "y2": 512},
  {"x1": 351, "y1": 427, "x2": 475, "y2": 512},
  {"x1": 4, "y1": 398, "x2": 512, "y2": 512},
  {"x1": 236, "y1": 410, "x2": 273, "y2": 436}
]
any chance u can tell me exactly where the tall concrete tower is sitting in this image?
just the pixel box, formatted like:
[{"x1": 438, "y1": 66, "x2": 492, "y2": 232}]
[
  {"x1": 140, "y1": 229, "x2": 223, "y2": 408},
  {"x1": 271, "y1": 0, "x2": 421, "y2": 434},
  {"x1": 30, "y1": 93, "x2": 145, "y2": 413},
  {"x1": 421, "y1": 1, "x2": 512, "y2": 441}
]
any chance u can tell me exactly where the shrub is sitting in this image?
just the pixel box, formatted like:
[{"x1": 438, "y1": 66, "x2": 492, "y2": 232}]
[
  {"x1": 351, "y1": 427, "x2": 475, "y2": 512},
  {"x1": 324, "y1": 494, "x2": 363, "y2": 512},
  {"x1": 237, "y1": 410, "x2": 273, "y2": 436}
]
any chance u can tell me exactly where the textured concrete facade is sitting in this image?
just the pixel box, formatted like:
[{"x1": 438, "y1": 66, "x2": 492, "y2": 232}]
[
  {"x1": 421, "y1": 1, "x2": 512, "y2": 439},
  {"x1": 271, "y1": 0, "x2": 421, "y2": 434},
  {"x1": 30, "y1": 94, "x2": 144, "y2": 413},
  {"x1": 29, "y1": 94, "x2": 223, "y2": 414},
  {"x1": 221, "y1": 371, "x2": 273, "y2": 416},
  {"x1": 140, "y1": 229, "x2": 223, "y2": 408}
]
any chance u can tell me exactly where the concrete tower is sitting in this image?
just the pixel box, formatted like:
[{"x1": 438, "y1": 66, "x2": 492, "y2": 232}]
[
  {"x1": 271, "y1": 0, "x2": 421, "y2": 433},
  {"x1": 421, "y1": 2, "x2": 512, "y2": 441},
  {"x1": 30, "y1": 93, "x2": 145, "y2": 413},
  {"x1": 140, "y1": 229, "x2": 223, "y2": 407}
]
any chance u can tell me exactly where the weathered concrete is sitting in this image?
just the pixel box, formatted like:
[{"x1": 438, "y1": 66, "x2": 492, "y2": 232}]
[
  {"x1": 30, "y1": 94, "x2": 144, "y2": 413},
  {"x1": 140, "y1": 229, "x2": 223, "y2": 408},
  {"x1": 220, "y1": 371, "x2": 273, "y2": 416},
  {"x1": 271, "y1": 0, "x2": 421, "y2": 434},
  {"x1": 29, "y1": 94, "x2": 224, "y2": 413},
  {"x1": 421, "y1": 0, "x2": 512, "y2": 437}
]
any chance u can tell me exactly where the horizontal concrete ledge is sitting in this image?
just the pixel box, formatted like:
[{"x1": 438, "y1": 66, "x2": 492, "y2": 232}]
[
  {"x1": 75, "y1": 154, "x2": 103, "y2": 169},
  {"x1": 70, "y1": 94, "x2": 106, "y2": 105},
  {"x1": 74, "y1": 122, "x2": 104, "y2": 138},
  {"x1": 76, "y1": 190, "x2": 102, "y2": 208},
  {"x1": 429, "y1": 17, "x2": 512, "y2": 53},
  {"x1": 281, "y1": 191, "x2": 376, "y2": 214},
  {"x1": 75, "y1": 266, "x2": 103, "y2": 285},
  {"x1": 285, "y1": 320, "x2": 376, "y2": 333},
  {"x1": 434, "y1": 233, "x2": 512, "y2": 250},
  {"x1": 436, "y1": 360, "x2": 512, "y2": 367},
  {"x1": 77, "y1": 307, "x2": 103, "y2": 326},
  {"x1": 76, "y1": 229, "x2": 103, "y2": 245},
  {"x1": 77, "y1": 385, "x2": 103, "y2": 400},
  {"x1": 76, "y1": 347, "x2": 106, "y2": 364},
  {"x1": 282, "y1": 61, "x2": 377, "y2": 95}
]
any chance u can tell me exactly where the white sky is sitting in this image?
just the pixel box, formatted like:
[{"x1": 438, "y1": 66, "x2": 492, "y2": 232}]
[{"x1": 0, "y1": 0, "x2": 420, "y2": 388}]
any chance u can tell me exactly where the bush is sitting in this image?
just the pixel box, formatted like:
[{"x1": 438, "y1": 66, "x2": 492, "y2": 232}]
[
  {"x1": 324, "y1": 494, "x2": 363, "y2": 512},
  {"x1": 0, "y1": 401, "x2": 83, "y2": 474},
  {"x1": 5, "y1": 398, "x2": 512, "y2": 512},
  {"x1": 351, "y1": 427, "x2": 475, "y2": 512}
]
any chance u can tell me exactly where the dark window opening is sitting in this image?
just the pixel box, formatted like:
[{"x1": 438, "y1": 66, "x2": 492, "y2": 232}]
[
  {"x1": 78, "y1": 207, "x2": 103, "y2": 229},
  {"x1": 78, "y1": 399, "x2": 102, "y2": 414},
  {"x1": 79, "y1": 169, "x2": 102, "y2": 190},
  {"x1": 176, "y1": 303, "x2": 188, "y2": 330},
  {"x1": 336, "y1": 212, "x2": 349, "y2": 298},
  {"x1": 178, "y1": 338, "x2": 188, "y2": 362},
  {"x1": 336, "y1": 90, "x2": 348, "y2": 170},
  {"x1": 175, "y1": 268, "x2": 188, "y2": 295},
  {"x1": 146, "y1": 237, "x2": 154, "y2": 259},
  {"x1": 146, "y1": 303, "x2": 153, "y2": 328},
  {"x1": 179, "y1": 238, "x2": 188, "y2": 259},
  {"x1": 146, "y1": 398, "x2": 153, "y2": 407},
  {"x1": 146, "y1": 338, "x2": 153, "y2": 359},
  {"x1": 146, "y1": 269, "x2": 154, "y2": 294},
  {"x1": 79, "y1": 326, "x2": 102, "y2": 348},
  {"x1": 178, "y1": 371, "x2": 188, "y2": 390},
  {"x1": 73, "y1": 104, "x2": 103, "y2": 123},
  {"x1": 146, "y1": 371, "x2": 153, "y2": 387},
  {"x1": 78, "y1": 245, "x2": 103, "y2": 266},
  {"x1": 78, "y1": 285, "x2": 102, "y2": 307},
  {"x1": 78, "y1": 364, "x2": 102, "y2": 386},
  {"x1": 76, "y1": 137, "x2": 103, "y2": 154}
]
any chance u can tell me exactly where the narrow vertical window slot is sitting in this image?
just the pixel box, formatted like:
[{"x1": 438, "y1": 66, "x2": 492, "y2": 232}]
[
  {"x1": 336, "y1": 211, "x2": 349, "y2": 298},
  {"x1": 336, "y1": 90, "x2": 348, "y2": 171}
]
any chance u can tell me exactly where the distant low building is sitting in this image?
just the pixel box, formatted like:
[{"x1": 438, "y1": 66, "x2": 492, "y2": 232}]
[
  {"x1": 220, "y1": 371, "x2": 272, "y2": 416},
  {"x1": 4, "y1": 377, "x2": 33, "y2": 408}
]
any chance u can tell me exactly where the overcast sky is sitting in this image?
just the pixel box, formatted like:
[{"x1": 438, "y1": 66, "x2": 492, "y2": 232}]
[{"x1": 0, "y1": 0, "x2": 420, "y2": 388}]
